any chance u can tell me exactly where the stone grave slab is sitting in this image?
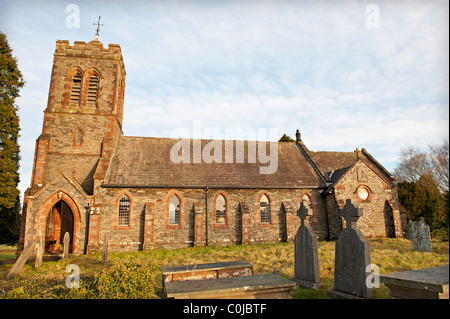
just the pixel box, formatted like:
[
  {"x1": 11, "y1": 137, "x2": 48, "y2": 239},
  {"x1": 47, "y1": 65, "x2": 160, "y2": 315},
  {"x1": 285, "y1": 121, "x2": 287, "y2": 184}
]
[
  {"x1": 380, "y1": 264, "x2": 449, "y2": 299},
  {"x1": 161, "y1": 260, "x2": 253, "y2": 283},
  {"x1": 164, "y1": 274, "x2": 295, "y2": 299}
]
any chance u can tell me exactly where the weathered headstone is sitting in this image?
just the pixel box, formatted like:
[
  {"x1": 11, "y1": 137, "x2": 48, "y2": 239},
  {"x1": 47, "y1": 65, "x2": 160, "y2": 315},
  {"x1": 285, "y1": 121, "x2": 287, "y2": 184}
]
[
  {"x1": 328, "y1": 199, "x2": 372, "y2": 299},
  {"x1": 404, "y1": 220, "x2": 413, "y2": 240},
  {"x1": 102, "y1": 233, "x2": 108, "y2": 264},
  {"x1": 34, "y1": 233, "x2": 43, "y2": 268},
  {"x1": 6, "y1": 239, "x2": 36, "y2": 280},
  {"x1": 63, "y1": 232, "x2": 71, "y2": 259},
  {"x1": 411, "y1": 217, "x2": 433, "y2": 252},
  {"x1": 293, "y1": 202, "x2": 320, "y2": 289}
]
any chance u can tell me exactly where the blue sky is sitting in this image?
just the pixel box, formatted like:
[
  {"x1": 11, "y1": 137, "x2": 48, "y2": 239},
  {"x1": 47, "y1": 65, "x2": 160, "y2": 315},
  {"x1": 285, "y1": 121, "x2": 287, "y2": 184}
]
[{"x1": 0, "y1": 0, "x2": 448, "y2": 199}]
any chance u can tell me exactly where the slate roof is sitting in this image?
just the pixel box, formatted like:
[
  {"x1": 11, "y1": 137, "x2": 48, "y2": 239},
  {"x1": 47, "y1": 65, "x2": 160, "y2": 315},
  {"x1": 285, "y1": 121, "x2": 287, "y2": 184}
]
[
  {"x1": 308, "y1": 151, "x2": 357, "y2": 183},
  {"x1": 103, "y1": 136, "x2": 327, "y2": 188}
]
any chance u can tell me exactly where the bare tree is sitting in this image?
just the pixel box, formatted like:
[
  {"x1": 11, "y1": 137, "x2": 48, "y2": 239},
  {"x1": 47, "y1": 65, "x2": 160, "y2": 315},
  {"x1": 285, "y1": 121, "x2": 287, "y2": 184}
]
[
  {"x1": 428, "y1": 140, "x2": 449, "y2": 193},
  {"x1": 394, "y1": 146, "x2": 433, "y2": 183},
  {"x1": 394, "y1": 140, "x2": 449, "y2": 193}
]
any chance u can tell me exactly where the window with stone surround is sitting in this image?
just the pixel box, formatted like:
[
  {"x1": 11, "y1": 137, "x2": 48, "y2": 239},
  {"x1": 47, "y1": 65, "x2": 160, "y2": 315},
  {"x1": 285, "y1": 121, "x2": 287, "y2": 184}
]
[
  {"x1": 356, "y1": 185, "x2": 372, "y2": 202},
  {"x1": 75, "y1": 129, "x2": 82, "y2": 145},
  {"x1": 260, "y1": 194, "x2": 271, "y2": 223},
  {"x1": 169, "y1": 194, "x2": 180, "y2": 225},
  {"x1": 118, "y1": 194, "x2": 130, "y2": 226},
  {"x1": 70, "y1": 72, "x2": 82, "y2": 104},
  {"x1": 215, "y1": 194, "x2": 227, "y2": 224}
]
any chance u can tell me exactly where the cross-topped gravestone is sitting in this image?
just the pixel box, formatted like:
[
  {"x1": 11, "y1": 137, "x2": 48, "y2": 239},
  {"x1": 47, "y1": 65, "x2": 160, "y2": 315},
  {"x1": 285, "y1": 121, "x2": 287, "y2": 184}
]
[
  {"x1": 297, "y1": 202, "x2": 310, "y2": 226},
  {"x1": 340, "y1": 198, "x2": 363, "y2": 229},
  {"x1": 293, "y1": 202, "x2": 320, "y2": 289},
  {"x1": 328, "y1": 199, "x2": 372, "y2": 299}
]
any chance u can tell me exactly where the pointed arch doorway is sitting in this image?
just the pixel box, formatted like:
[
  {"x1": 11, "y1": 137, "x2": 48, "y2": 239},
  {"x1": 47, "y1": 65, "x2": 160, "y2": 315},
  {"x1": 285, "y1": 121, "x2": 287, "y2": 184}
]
[{"x1": 45, "y1": 200, "x2": 74, "y2": 253}]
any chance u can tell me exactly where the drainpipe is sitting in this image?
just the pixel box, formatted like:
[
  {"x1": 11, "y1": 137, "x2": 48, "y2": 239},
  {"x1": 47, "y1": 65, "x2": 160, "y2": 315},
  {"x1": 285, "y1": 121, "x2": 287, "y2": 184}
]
[{"x1": 204, "y1": 186, "x2": 209, "y2": 246}]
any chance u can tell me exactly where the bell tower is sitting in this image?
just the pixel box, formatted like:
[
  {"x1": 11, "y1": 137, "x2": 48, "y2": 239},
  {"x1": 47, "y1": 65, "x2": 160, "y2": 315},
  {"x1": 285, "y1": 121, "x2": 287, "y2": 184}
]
[{"x1": 29, "y1": 39, "x2": 126, "y2": 195}]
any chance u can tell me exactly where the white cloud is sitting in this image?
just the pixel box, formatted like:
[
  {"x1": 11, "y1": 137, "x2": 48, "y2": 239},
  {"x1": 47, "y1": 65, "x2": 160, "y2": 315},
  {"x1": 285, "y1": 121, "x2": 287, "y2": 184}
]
[{"x1": 1, "y1": 0, "x2": 448, "y2": 198}]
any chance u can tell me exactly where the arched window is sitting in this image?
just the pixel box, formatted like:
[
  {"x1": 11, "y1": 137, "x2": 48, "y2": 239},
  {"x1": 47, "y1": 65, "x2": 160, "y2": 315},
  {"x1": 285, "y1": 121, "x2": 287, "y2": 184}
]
[
  {"x1": 76, "y1": 129, "x2": 82, "y2": 145},
  {"x1": 215, "y1": 194, "x2": 227, "y2": 224},
  {"x1": 118, "y1": 194, "x2": 130, "y2": 226},
  {"x1": 70, "y1": 72, "x2": 82, "y2": 104},
  {"x1": 260, "y1": 194, "x2": 271, "y2": 223},
  {"x1": 87, "y1": 74, "x2": 99, "y2": 104},
  {"x1": 169, "y1": 194, "x2": 180, "y2": 225}
]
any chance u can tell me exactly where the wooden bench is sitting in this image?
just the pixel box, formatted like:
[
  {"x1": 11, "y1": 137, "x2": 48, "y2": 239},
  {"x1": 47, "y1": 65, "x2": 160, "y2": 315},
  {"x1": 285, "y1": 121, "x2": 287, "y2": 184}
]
[
  {"x1": 380, "y1": 264, "x2": 449, "y2": 299},
  {"x1": 161, "y1": 261, "x2": 253, "y2": 283},
  {"x1": 164, "y1": 274, "x2": 295, "y2": 299}
]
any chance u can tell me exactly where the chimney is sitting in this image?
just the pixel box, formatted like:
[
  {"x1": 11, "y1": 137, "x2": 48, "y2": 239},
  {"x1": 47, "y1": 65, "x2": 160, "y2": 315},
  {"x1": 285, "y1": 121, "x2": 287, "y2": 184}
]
[{"x1": 296, "y1": 129, "x2": 301, "y2": 142}]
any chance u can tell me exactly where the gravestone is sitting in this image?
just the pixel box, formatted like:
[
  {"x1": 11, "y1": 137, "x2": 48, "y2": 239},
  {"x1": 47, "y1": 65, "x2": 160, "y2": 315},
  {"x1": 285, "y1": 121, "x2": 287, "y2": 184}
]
[
  {"x1": 6, "y1": 239, "x2": 37, "y2": 280},
  {"x1": 63, "y1": 232, "x2": 71, "y2": 259},
  {"x1": 102, "y1": 233, "x2": 108, "y2": 264},
  {"x1": 328, "y1": 199, "x2": 372, "y2": 299},
  {"x1": 293, "y1": 202, "x2": 320, "y2": 289},
  {"x1": 404, "y1": 220, "x2": 412, "y2": 240},
  {"x1": 34, "y1": 233, "x2": 43, "y2": 268},
  {"x1": 411, "y1": 217, "x2": 433, "y2": 252}
]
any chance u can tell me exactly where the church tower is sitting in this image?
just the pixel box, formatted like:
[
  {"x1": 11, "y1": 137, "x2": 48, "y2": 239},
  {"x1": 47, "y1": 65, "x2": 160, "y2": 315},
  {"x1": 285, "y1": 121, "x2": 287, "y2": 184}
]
[{"x1": 29, "y1": 39, "x2": 126, "y2": 195}]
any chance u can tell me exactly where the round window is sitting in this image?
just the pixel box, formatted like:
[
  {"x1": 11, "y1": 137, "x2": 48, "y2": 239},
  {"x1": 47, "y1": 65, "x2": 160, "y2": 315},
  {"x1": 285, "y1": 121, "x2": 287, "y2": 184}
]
[{"x1": 357, "y1": 186, "x2": 370, "y2": 201}]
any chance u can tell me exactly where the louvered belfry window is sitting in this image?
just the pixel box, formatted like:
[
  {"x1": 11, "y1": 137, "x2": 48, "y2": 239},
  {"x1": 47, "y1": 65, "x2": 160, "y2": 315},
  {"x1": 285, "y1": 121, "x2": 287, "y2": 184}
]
[
  {"x1": 70, "y1": 72, "x2": 82, "y2": 103},
  {"x1": 87, "y1": 75, "x2": 99, "y2": 104}
]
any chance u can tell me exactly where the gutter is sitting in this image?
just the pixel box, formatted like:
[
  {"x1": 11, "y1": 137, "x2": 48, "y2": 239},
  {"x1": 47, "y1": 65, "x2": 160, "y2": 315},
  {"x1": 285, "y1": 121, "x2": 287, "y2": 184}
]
[{"x1": 101, "y1": 184, "x2": 326, "y2": 189}]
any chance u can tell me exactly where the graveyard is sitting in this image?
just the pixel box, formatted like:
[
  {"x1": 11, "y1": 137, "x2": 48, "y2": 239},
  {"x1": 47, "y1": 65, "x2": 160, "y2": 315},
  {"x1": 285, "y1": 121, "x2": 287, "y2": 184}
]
[{"x1": 0, "y1": 237, "x2": 448, "y2": 299}]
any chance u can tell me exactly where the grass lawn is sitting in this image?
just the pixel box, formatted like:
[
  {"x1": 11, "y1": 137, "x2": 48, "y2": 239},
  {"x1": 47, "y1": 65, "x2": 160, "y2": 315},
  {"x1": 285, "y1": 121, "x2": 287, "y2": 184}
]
[
  {"x1": 0, "y1": 238, "x2": 448, "y2": 299},
  {"x1": 0, "y1": 245, "x2": 16, "y2": 261}
]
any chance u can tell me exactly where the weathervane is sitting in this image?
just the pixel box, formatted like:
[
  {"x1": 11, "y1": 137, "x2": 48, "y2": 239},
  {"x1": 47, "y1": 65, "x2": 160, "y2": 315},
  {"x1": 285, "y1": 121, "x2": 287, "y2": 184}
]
[{"x1": 93, "y1": 16, "x2": 104, "y2": 41}]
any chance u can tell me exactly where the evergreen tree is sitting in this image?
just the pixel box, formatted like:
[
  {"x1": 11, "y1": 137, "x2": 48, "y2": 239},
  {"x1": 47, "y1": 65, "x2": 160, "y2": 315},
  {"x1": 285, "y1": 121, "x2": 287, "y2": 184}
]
[
  {"x1": 278, "y1": 133, "x2": 295, "y2": 143},
  {"x1": 397, "y1": 175, "x2": 445, "y2": 233},
  {"x1": 0, "y1": 33, "x2": 25, "y2": 245}
]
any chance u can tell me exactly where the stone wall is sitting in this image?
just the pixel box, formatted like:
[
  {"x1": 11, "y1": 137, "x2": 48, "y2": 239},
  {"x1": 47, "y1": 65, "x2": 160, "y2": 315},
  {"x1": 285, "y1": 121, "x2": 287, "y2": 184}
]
[
  {"x1": 332, "y1": 161, "x2": 403, "y2": 238},
  {"x1": 88, "y1": 187, "x2": 328, "y2": 252}
]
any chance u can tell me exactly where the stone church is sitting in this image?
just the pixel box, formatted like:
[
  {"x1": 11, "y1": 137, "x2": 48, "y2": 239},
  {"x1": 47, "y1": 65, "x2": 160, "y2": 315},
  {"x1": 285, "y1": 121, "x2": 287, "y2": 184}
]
[{"x1": 19, "y1": 39, "x2": 407, "y2": 254}]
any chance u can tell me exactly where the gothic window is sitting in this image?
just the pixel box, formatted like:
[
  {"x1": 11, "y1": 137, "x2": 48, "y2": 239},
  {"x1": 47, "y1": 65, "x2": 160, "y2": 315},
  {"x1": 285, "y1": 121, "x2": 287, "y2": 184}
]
[
  {"x1": 169, "y1": 194, "x2": 181, "y2": 225},
  {"x1": 118, "y1": 194, "x2": 130, "y2": 226},
  {"x1": 87, "y1": 74, "x2": 99, "y2": 104},
  {"x1": 260, "y1": 194, "x2": 271, "y2": 223},
  {"x1": 70, "y1": 72, "x2": 82, "y2": 104},
  {"x1": 215, "y1": 194, "x2": 227, "y2": 224}
]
